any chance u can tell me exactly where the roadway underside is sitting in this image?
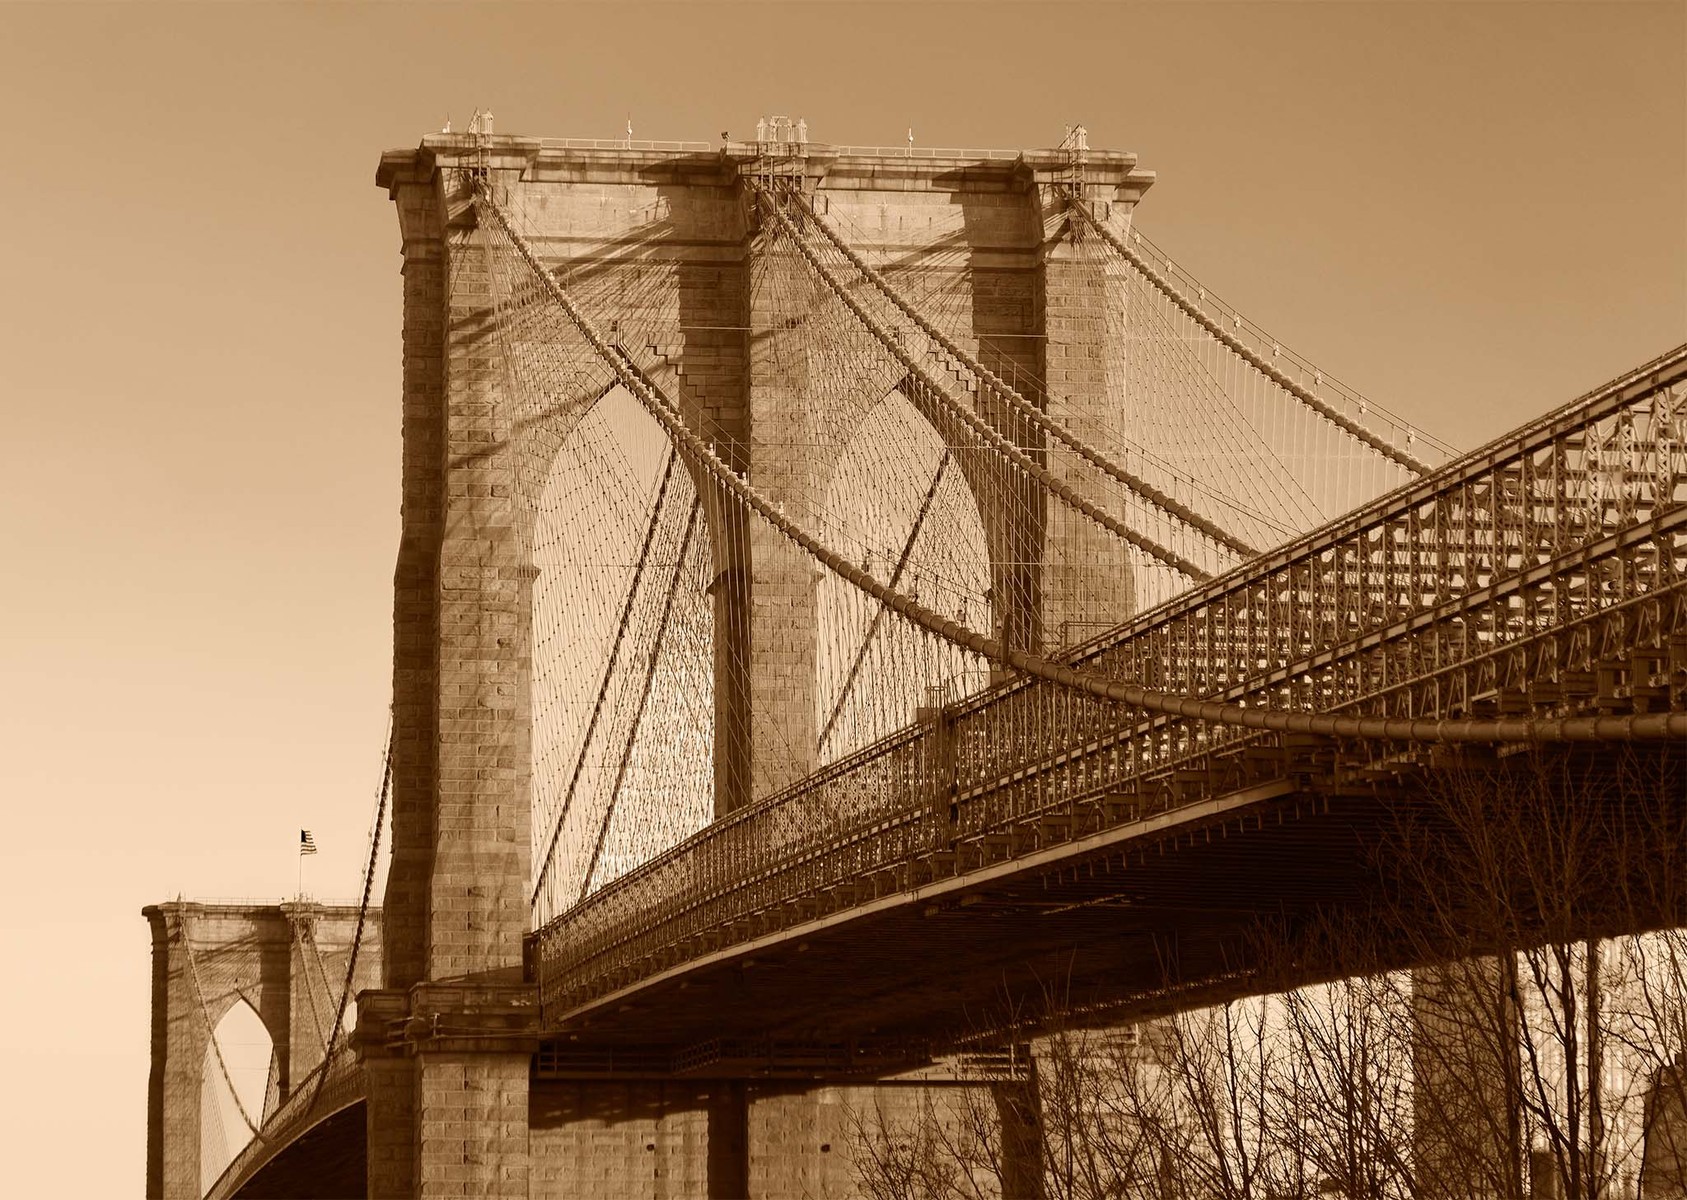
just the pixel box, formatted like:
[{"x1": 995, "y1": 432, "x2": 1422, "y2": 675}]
[
  {"x1": 539, "y1": 744, "x2": 1686, "y2": 1079},
  {"x1": 232, "y1": 1103, "x2": 365, "y2": 1199}
]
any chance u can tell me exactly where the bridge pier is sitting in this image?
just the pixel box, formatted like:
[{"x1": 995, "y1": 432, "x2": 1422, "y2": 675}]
[
  {"x1": 356, "y1": 982, "x2": 542, "y2": 1198},
  {"x1": 1412, "y1": 958, "x2": 1526, "y2": 1197},
  {"x1": 523, "y1": 1073, "x2": 1025, "y2": 1200}
]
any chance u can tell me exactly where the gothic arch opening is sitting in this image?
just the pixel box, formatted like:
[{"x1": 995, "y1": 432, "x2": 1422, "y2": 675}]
[
  {"x1": 815, "y1": 388, "x2": 992, "y2": 765},
  {"x1": 529, "y1": 385, "x2": 715, "y2": 925},
  {"x1": 199, "y1": 998, "x2": 274, "y2": 1190}
]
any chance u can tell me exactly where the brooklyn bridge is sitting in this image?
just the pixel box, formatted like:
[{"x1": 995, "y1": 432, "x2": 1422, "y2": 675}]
[{"x1": 146, "y1": 127, "x2": 1687, "y2": 1199}]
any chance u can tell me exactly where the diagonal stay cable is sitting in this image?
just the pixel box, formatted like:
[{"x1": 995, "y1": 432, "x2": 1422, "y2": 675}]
[
  {"x1": 1069, "y1": 199, "x2": 1433, "y2": 476},
  {"x1": 531, "y1": 446, "x2": 681, "y2": 907},
  {"x1": 817, "y1": 449, "x2": 955, "y2": 752},
  {"x1": 749, "y1": 190, "x2": 1213, "y2": 583},
  {"x1": 770, "y1": 183, "x2": 1260, "y2": 559},
  {"x1": 182, "y1": 935, "x2": 266, "y2": 1138},
  {"x1": 478, "y1": 185, "x2": 1686, "y2": 745}
]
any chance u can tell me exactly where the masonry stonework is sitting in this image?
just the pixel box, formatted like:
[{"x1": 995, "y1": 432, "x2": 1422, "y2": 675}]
[
  {"x1": 111, "y1": 137, "x2": 1153, "y2": 1199},
  {"x1": 356, "y1": 137, "x2": 1157, "y2": 1197},
  {"x1": 142, "y1": 901, "x2": 381, "y2": 1200},
  {"x1": 1039, "y1": 190, "x2": 1140, "y2": 647}
]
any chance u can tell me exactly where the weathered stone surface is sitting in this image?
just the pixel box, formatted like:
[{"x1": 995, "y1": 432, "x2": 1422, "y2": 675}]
[
  {"x1": 141, "y1": 901, "x2": 381, "y2": 1199},
  {"x1": 155, "y1": 136, "x2": 1158, "y2": 1199}
]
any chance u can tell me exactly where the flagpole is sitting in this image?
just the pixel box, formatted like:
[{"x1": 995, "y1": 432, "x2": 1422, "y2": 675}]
[{"x1": 298, "y1": 830, "x2": 317, "y2": 899}]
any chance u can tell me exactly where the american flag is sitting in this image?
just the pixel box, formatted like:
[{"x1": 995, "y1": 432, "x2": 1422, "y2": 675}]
[{"x1": 300, "y1": 830, "x2": 318, "y2": 856}]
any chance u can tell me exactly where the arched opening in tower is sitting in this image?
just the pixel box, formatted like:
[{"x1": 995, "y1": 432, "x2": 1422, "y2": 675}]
[
  {"x1": 814, "y1": 388, "x2": 992, "y2": 766},
  {"x1": 529, "y1": 384, "x2": 714, "y2": 924},
  {"x1": 199, "y1": 997, "x2": 274, "y2": 1190}
]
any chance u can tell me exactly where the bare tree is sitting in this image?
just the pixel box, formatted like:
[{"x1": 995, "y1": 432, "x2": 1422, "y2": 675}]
[{"x1": 844, "y1": 747, "x2": 1687, "y2": 1200}]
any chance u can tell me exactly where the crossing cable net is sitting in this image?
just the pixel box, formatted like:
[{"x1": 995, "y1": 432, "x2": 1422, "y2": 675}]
[
  {"x1": 481, "y1": 182, "x2": 1012, "y2": 922},
  {"x1": 751, "y1": 184, "x2": 1216, "y2": 588},
  {"x1": 734, "y1": 193, "x2": 1036, "y2": 717},
  {"x1": 818, "y1": 198, "x2": 1317, "y2": 561},
  {"x1": 478, "y1": 204, "x2": 719, "y2": 925},
  {"x1": 1063, "y1": 215, "x2": 1329, "y2": 542},
  {"x1": 766, "y1": 189, "x2": 1248, "y2": 619},
  {"x1": 798, "y1": 206, "x2": 1252, "y2": 627},
  {"x1": 802, "y1": 183, "x2": 1426, "y2": 566},
  {"x1": 770, "y1": 183, "x2": 1267, "y2": 563},
  {"x1": 474, "y1": 178, "x2": 1687, "y2": 851},
  {"x1": 1068, "y1": 198, "x2": 1457, "y2": 517}
]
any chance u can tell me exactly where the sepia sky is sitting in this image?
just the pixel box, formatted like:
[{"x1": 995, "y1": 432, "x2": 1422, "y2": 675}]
[{"x1": 0, "y1": 1, "x2": 1681, "y2": 1192}]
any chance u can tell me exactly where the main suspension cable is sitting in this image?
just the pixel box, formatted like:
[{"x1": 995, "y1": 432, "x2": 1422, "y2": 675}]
[
  {"x1": 771, "y1": 183, "x2": 1261, "y2": 559},
  {"x1": 750, "y1": 189, "x2": 1212, "y2": 582},
  {"x1": 1069, "y1": 198, "x2": 1433, "y2": 476},
  {"x1": 476, "y1": 184, "x2": 1686, "y2": 745}
]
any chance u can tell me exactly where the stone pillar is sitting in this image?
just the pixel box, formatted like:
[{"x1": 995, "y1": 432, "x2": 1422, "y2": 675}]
[
  {"x1": 1031, "y1": 162, "x2": 1153, "y2": 651},
  {"x1": 369, "y1": 140, "x2": 544, "y2": 1197},
  {"x1": 429, "y1": 174, "x2": 532, "y2": 983},
  {"x1": 355, "y1": 990, "x2": 416, "y2": 1198},
  {"x1": 1412, "y1": 959, "x2": 1524, "y2": 1198},
  {"x1": 145, "y1": 904, "x2": 210, "y2": 1200},
  {"x1": 384, "y1": 149, "x2": 448, "y2": 996},
  {"x1": 741, "y1": 197, "x2": 823, "y2": 800}
]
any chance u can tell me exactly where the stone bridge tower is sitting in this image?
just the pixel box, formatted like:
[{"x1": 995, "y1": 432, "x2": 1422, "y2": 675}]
[
  {"x1": 356, "y1": 133, "x2": 1152, "y2": 1197},
  {"x1": 142, "y1": 900, "x2": 381, "y2": 1199}
]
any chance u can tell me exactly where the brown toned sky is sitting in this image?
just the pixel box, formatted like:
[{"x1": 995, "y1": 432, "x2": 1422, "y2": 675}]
[{"x1": 1, "y1": 1, "x2": 1681, "y2": 1192}]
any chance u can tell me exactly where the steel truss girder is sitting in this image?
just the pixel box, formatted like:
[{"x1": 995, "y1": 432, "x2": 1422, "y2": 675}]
[{"x1": 532, "y1": 352, "x2": 1687, "y2": 1021}]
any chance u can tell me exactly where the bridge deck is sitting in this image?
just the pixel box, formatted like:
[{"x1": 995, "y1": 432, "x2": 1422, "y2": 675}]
[{"x1": 530, "y1": 345, "x2": 1687, "y2": 1065}]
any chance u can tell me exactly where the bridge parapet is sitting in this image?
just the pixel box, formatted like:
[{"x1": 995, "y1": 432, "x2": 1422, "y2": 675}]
[{"x1": 532, "y1": 345, "x2": 1687, "y2": 1024}]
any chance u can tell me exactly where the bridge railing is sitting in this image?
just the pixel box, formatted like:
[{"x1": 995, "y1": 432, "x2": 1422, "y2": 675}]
[
  {"x1": 826, "y1": 145, "x2": 1025, "y2": 161},
  {"x1": 533, "y1": 346, "x2": 1687, "y2": 1017},
  {"x1": 537, "y1": 137, "x2": 717, "y2": 154}
]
